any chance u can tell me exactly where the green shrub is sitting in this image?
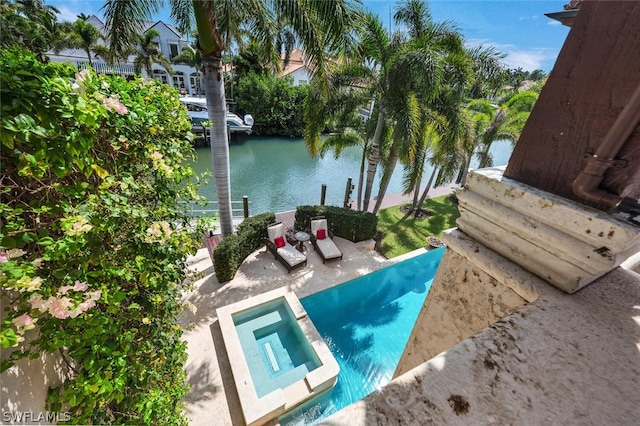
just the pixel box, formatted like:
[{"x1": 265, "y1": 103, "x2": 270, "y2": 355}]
[
  {"x1": 234, "y1": 72, "x2": 308, "y2": 137},
  {"x1": 213, "y1": 212, "x2": 276, "y2": 282},
  {"x1": 212, "y1": 235, "x2": 241, "y2": 283},
  {"x1": 294, "y1": 206, "x2": 377, "y2": 242},
  {"x1": 0, "y1": 48, "x2": 206, "y2": 425}
]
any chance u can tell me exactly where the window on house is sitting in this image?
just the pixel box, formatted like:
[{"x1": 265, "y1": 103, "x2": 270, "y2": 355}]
[{"x1": 169, "y1": 44, "x2": 179, "y2": 60}]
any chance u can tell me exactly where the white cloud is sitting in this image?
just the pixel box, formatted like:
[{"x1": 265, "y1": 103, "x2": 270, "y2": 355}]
[
  {"x1": 502, "y1": 50, "x2": 549, "y2": 71},
  {"x1": 466, "y1": 39, "x2": 559, "y2": 72},
  {"x1": 56, "y1": 6, "x2": 79, "y2": 22},
  {"x1": 518, "y1": 14, "x2": 539, "y2": 21},
  {"x1": 547, "y1": 20, "x2": 562, "y2": 26}
]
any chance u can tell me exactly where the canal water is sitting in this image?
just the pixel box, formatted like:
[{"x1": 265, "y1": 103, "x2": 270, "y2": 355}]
[{"x1": 189, "y1": 136, "x2": 513, "y2": 215}]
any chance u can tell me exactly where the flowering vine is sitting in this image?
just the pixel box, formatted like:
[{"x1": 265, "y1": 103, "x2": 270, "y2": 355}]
[{"x1": 1, "y1": 48, "x2": 207, "y2": 425}]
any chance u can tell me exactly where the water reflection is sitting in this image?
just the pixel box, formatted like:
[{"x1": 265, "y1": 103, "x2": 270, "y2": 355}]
[{"x1": 189, "y1": 137, "x2": 513, "y2": 215}]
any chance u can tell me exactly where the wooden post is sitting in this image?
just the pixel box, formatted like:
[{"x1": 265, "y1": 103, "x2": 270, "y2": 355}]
[
  {"x1": 343, "y1": 177, "x2": 353, "y2": 208},
  {"x1": 243, "y1": 196, "x2": 249, "y2": 218},
  {"x1": 320, "y1": 184, "x2": 327, "y2": 206}
]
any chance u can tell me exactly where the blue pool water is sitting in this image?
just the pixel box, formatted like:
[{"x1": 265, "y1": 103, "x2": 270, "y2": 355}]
[
  {"x1": 233, "y1": 298, "x2": 321, "y2": 398},
  {"x1": 280, "y1": 247, "x2": 445, "y2": 425}
]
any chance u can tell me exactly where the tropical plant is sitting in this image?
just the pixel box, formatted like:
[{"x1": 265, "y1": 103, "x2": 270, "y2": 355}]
[
  {"x1": 466, "y1": 44, "x2": 506, "y2": 99},
  {"x1": 1, "y1": 48, "x2": 206, "y2": 424},
  {"x1": 304, "y1": 62, "x2": 378, "y2": 211},
  {"x1": 103, "y1": 0, "x2": 360, "y2": 238},
  {"x1": 406, "y1": 43, "x2": 505, "y2": 212},
  {"x1": 0, "y1": 0, "x2": 61, "y2": 60},
  {"x1": 133, "y1": 28, "x2": 173, "y2": 76},
  {"x1": 56, "y1": 14, "x2": 102, "y2": 67},
  {"x1": 369, "y1": 0, "x2": 465, "y2": 215},
  {"x1": 235, "y1": 72, "x2": 308, "y2": 136},
  {"x1": 173, "y1": 43, "x2": 203, "y2": 94},
  {"x1": 172, "y1": 44, "x2": 201, "y2": 72},
  {"x1": 305, "y1": 10, "x2": 399, "y2": 213},
  {"x1": 457, "y1": 90, "x2": 538, "y2": 186}
]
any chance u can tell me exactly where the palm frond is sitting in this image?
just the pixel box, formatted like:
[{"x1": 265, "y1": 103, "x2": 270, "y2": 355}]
[
  {"x1": 101, "y1": 0, "x2": 161, "y2": 59},
  {"x1": 320, "y1": 130, "x2": 364, "y2": 159},
  {"x1": 168, "y1": 0, "x2": 193, "y2": 36}
]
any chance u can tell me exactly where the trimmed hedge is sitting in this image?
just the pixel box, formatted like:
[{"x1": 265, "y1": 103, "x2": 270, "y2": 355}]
[
  {"x1": 294, "y1": 206, "x2": 377, "y2": 242},
  {"x1": 213, "y1": 212, "x2": 276, "y2": 282}
]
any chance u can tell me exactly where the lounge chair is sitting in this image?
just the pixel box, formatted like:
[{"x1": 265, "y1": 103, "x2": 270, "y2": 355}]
[
  {"x1": 309, "y1": 216, "x2": 343, "y2": 263},
  {"x1": 266, "y1": 222, "x2": 307, "y2": 272}
]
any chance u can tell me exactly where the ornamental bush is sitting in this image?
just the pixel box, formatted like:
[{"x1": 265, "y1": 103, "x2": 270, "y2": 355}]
[
  {"x1": 213, "y1": 212, "x2": 276, "y2": 282},
  {"x1": 294, "y1": 206, "x2": 377, "y2": 242},
  {"x1": 0, "y1": 48, "x2": 206, "y2": 425},
  {"x1": 234, "y1": 72, "x2": 308, "y2": 137}
]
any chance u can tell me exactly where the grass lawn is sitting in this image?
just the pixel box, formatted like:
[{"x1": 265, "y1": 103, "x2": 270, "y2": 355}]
[{"x1": 377, "y1": 194, "x2": 461, "y2": 258}]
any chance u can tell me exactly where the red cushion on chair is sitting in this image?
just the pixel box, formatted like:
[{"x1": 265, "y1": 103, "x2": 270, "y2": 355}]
[
  {"x1": 274, "y1": 236, "x2": 285, "y2": 248},
  {"x1": 273, "y1": 237, "x2": 286, "y2": 248},
  {"x1": 316, "y1": 229, "x2": 326, "y2": 240}
]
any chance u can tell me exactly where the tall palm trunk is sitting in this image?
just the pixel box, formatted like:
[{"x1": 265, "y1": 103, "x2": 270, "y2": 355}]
[
  {"x1": 411, "y1": 145, "x2": 429, "y2": 210},
  {"x1": 372, "y1": 141, "x2": 398, "y2": 214},
  {"x1": 363, "y1": 109, "x2": 385, "y2": 211},
  {"x1": 417, "y1": 166, "x2": 438, "y2": 207},
  {"x1": 458, "y1": 152, "x2": 472, "y2": 187},
  {"x1": 478, "y1": 141, "x2": 493, "y2": 169},
  {"x1": 192, "y1": 1, "x2": 233, "y2": 237},
  {"x1": 201, "y1": 54, "x2": 233, "y2": 236},
  {"x1": 412, "y1": 174, "x2": 422, "y2": 210},
  {"x1": 356, "y1": 140, "x2": 369, "y2": 211},
  {"x1": 84, "y1": 48, "x2": 93, "y2": 67}
]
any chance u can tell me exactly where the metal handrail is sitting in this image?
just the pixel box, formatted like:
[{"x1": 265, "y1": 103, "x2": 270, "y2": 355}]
[{"x1": 179, "y1": 198, "x2": 250, "y2": 218}]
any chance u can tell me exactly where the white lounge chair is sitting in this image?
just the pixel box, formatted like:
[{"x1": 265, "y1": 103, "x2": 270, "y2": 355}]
[
  {"x1": 310, "y1": 216, "x2": 343, "y2": 264},
  {"x1": 266, "y1": 222, "x2": 307, "y2": 272}
]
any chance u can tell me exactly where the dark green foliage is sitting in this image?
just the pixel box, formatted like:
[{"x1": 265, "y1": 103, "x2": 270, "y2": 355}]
[
  {"x1": 294, "y1": 206, "x2": 377, "y2": 242},
  {"x1": 234, "y1": 72, "x2": 308, "y2": 137},
  {"x1": 1, "y1": 48, "x2": 203, "y2": 425},
  {"x1": 213, "y1": 212, "x2": 276, "y2": 282},
  {"x1": 0, "y1": 0, "x2": 60, "y2": 61},
  {"x1": 212, "y1": 235, "x2": 241, "y2": 283}
]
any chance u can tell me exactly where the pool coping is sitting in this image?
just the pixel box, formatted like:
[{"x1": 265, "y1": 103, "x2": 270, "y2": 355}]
[{"x1": 216, "y1": 287, "x2": 340, "y2": 426}]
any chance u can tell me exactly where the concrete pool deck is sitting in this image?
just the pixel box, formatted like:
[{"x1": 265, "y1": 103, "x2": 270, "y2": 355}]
[
  {"x1": 181, "y1": 233, "x2": 640, "y2": 426},
  {"x1": 180, "y1": 236, "x2": 412, "y2": 425}
]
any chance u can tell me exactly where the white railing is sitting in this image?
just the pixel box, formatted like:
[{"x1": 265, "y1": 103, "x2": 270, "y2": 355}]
[{"x1": 180, "y1": 199, "x2": 250, "y2": 218}]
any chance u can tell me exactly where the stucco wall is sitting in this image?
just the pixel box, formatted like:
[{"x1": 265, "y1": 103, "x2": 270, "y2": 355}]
[
  {"x1": 1, "y1": 349, "x2": 68, "y2": 424},
  {"x1": 505, "y1": 1, "x2": 640, "y2": 205},
  {"x1": 394, "y1": 248, "x2": 528, "y2": 378}
]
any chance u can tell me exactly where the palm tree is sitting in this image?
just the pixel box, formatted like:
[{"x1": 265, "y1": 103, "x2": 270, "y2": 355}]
[
  {"x1": 458, "y1": 90, "x2": 538, "y2": 186},
  {"x1": 408, "y1": 44, "x2": 505, "y2": 211},
  {"x1": 132, "y1": 29, "x2": 173, "y2": 76},
  {"x1": 476, "y1": 91, "x2": 538, "y2": 167},
  {"x1": 104, "y1": 0, "x2": 359, "y2": 237},
  {"x1": 304, "y1": 64, "x2": 375, "y2": 210},
  {"x1": 369, "y1": 0, "x2": 465, "y2": 214},
  {"x1": 304, "y1": 53, "x2": 377, "y2": 210},
  {"x1": 172, "y1": 44, "x2": 202, "y2": 94},
  {"x1": 1, "y1": 0, "x2": 61, "y2": 60},
  {"x1": 56, "y1": 15, "x2": 102, "y2": 67}
]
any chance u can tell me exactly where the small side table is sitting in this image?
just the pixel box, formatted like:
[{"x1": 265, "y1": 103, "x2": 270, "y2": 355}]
[{"x1": 294, "y1": 231, "x2": 310, "y2": 253}]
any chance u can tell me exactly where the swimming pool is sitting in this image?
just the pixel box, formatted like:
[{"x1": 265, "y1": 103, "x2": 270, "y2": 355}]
[
  {"x1": 217, "y1": 288, "x2": 339, "y2": 426},
  {"x1": 233, "y1": 298, "x2": 322, "y2": 398},
  {"x1": 280, "y1": 247, "x2": 445, "y2": 425}
]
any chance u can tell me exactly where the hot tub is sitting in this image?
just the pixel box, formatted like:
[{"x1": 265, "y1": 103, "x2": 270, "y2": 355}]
[{"x1": 217, "y1": 287, "x2": 339, "y2": 426}]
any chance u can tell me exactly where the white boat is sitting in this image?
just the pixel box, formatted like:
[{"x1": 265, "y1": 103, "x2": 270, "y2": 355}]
[{"x1": 180, "y1": 97, "x2": 254, "y2": 135}]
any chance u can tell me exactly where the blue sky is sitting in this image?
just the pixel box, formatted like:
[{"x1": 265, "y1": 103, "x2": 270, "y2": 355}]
[{"x1": 49, "y1": 0, "x2": 570, "y2": 72}]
